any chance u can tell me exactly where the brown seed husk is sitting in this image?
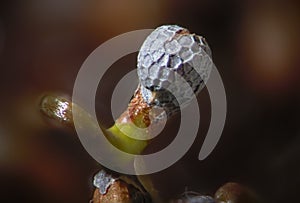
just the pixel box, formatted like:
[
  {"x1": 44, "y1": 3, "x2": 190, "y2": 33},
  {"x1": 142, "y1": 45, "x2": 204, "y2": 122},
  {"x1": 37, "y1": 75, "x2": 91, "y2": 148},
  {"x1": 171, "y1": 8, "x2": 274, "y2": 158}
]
[
  {"x1": 93, "y1": 180, "x2": 131, "y2": 203},
  {"x1": 92, "y1": 179, "x2": 151, "y2": 203}
]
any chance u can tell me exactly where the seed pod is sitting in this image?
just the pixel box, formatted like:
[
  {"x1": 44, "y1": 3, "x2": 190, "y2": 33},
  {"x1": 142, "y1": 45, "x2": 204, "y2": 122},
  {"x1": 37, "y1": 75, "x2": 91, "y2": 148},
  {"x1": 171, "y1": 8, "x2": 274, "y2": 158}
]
[
  {"x1": 92, "y1": 170, "x2": 151, "y2": 203},
  {"x1": 137, "y1": 25, "x2": 213, "y2": 116},
  {"x1": 214, "y1": 182, "x2": 262, "y2": 203}
]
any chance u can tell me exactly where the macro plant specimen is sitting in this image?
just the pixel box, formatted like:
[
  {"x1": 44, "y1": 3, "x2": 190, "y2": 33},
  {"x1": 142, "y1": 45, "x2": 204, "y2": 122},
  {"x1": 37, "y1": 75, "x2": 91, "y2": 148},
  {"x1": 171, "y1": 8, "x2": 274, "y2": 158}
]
[{"x1": 40, "y1": 25, "x2": 262, "y2": 203}]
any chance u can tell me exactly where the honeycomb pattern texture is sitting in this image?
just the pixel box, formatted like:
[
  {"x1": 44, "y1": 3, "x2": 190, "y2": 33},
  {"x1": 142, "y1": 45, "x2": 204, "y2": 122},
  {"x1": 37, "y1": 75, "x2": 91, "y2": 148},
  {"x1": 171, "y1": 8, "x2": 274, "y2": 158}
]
[{"x1": 137, "y1": 25, "x2": 213, "y2": 115}]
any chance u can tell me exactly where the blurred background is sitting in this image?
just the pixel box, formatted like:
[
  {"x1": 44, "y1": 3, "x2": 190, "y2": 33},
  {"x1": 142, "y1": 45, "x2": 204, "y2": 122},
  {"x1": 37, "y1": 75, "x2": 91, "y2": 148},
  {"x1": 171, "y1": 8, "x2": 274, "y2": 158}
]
[{"x1": 0, "y1": 0, "x2": 299, "y2": 202}]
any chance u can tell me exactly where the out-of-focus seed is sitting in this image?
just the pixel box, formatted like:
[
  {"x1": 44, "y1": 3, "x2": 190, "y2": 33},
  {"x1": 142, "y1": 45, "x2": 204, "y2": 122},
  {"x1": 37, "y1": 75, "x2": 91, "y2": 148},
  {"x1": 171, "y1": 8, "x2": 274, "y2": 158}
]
[
  {"x1": 214, "y1": 182, "x2": 262, "y2": 203},
  {"x1": 39, "y1": 94, "x2": 73, "y2": 126}
]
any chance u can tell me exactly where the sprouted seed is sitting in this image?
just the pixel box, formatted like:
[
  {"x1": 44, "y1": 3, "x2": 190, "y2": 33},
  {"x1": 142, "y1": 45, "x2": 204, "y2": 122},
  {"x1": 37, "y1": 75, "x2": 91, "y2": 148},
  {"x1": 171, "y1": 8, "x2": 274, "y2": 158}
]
[{"x1": 39, "y1": 25, "x2": 216, "y2": 203}]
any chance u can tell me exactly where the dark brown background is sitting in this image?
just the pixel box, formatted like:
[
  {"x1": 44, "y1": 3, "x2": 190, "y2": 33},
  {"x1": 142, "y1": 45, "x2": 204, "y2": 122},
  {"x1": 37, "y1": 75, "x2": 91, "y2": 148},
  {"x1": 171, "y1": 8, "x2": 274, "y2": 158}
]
[{"x1": 0, "y1": 0, "x2": 299, "y2": 202}]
